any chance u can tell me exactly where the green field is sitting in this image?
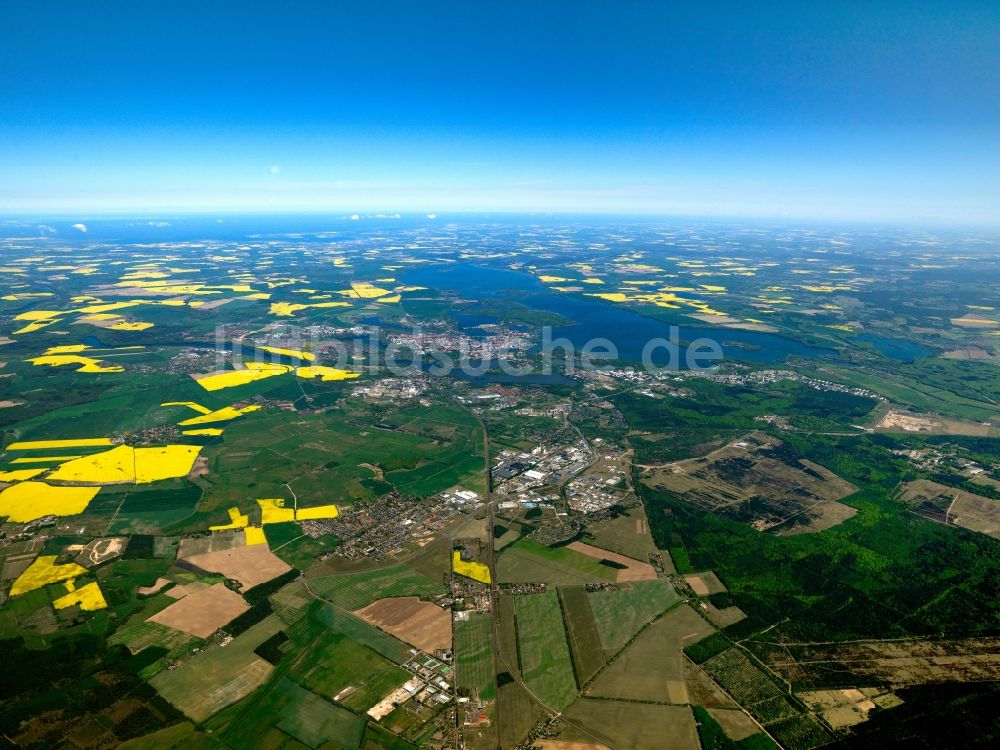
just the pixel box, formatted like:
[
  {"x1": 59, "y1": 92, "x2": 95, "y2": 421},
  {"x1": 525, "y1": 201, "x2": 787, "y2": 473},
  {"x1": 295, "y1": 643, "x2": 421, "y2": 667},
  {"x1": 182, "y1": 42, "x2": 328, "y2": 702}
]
[
  {"x1": 150, "y1": 615, "x2": 285, "y2": 723},
  {"x1": 559, "y1": 698, "x2": 700, "y2": 750},
  {"x1": 587, "y1": 579, "x2": 682, "y2": 653},
  {"x1": 118, "y1": 721, "x2": 226, "y2": 750},
  {"x1": 454, "y1": 612, "x2": 496, "y2": 702},
  {"x1": 497, "y1": 539, "x2": 618, "y2": 586},
  {"x1": 274, "y1": 678, "x2": 366, "y2": 749},
  {"x1": 557, "y1": 586, "x2": 607, "y2": 684},
  {"x1": 196, "y1": 602, "x2": 410, "y2": 747},
  {"x1": 263, "y1": 522, "x2": 341, "y2": 569},
  {"x1": 291, "y1": 628, "x2": 410, "y2": 714},
  {"x1": 820, "y1": 360, "x2": 1000, "y2": 423},
  {"x1": 108, "y1": 619, "x2": 200, "y2": 679},
  {"x1": 513, "y1": 592, "x2": 578, "y2": 711},
  {"x1": 589, "y1": 604, "x2": 714, "y2": 702},
  {"x1": 308, "y1": 563, "x2": 442, "y2": 611},
  {"x1": 496, "y1": 679, "x2": 547, "y2": 750},
  {"x1": 584, "y1": 505, "x2": 665, "y2": 565},
  {"x1": 104, "y1": 485, "x2": 205, "y2": 535},
  {"x1": 362, "y1": 721, "x2": 421, "y2": 750},
  {"x1": 190, "y1": 398, "x2": 485, "y2": 532},
  {"x1": 314, "y1": 602, "x2": 413, "y2": 664}
]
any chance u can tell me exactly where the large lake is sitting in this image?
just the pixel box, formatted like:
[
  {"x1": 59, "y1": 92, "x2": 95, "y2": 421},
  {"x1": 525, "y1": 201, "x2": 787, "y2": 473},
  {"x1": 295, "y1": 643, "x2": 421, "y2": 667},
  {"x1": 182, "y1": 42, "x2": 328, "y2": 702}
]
[{"x1": 402, "y1": 263, "x2": 836, "y2": 368}]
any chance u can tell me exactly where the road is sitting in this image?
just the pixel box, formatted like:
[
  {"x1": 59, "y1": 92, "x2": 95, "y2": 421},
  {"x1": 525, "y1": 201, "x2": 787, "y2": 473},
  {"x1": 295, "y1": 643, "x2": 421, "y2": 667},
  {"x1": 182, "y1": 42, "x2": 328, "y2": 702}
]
[{"x1": 469, "y1": 409, "x2": 617, "y2": 750}]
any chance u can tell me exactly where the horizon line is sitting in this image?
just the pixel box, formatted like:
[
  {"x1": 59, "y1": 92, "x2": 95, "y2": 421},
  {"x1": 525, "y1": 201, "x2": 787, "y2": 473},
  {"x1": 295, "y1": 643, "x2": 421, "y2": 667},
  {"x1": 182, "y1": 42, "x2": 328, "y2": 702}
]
[{"x1": 2, "y1": 208, "x2": 999, "y2": 231}]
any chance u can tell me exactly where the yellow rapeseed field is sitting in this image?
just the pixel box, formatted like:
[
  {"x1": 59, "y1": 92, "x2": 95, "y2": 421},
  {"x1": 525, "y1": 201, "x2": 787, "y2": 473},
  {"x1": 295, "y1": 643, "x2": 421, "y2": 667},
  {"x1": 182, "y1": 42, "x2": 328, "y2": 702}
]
[
  {"x1": 452, "y1": 551, "x2": 491, "y2": 584},
  {"x1": 244, "y1": 527, "x2": 268, "y2": 546},
  {"x1": 37, "y1": 344, "x2": 90, "y2": 354},
  {"x1": 6, "y1": 438, "x2": 113, "y2": 450},
  {"x1": 257, "y1": 498, "x2": 296, "y2": 524},
  {"x1": 176, "y1": 404, "x2": 260, "y2": 426},
  {"x1": 53, "y1": 581, "x2": 107, "y2": 611},
  {"x1": 344, "y1": 282, "x2": 393, "y2": 299},
  {"x1": 11, "y1": 456, "x2": 83, "y2": 464},
  {"x1": 10, "y1": 555, "x2": 87, "y2": 597},
  {"x1": 295, "y1": 504, "x2": 339, "y2": 521},
  {"x1": 258, "y1": 345, "x2": 315, "y2": 361},
  {"x1": 0, "y1": 468, "x2": 47, "y2": 481},
  {"x1": 27, "y1": 354, "x2": 124, "y2": 373},
  {"x1": 160, "y1": 401, "x2": 212, "y2": 414},
  {"x1": 0, "y1": 482, "x2": 100, "y2": 522},
  {"x1": 12, "y1": 321, "x2": 57, "y2": 334},
  {"x1": 47, "y1": 445, "x2": 200, "y2": 484},
  {"x1": 210, "y1": 506, "x2": 249, "y2": 531},
  {"x1": 295, "y1": 366, "x2": 360, "y2": 382},
  {"x1": 194, "y1": 362, "x2": 292, "y2": 391},
  {"x1": 257, "y1": 498, "x2": 338, "y2": 523},
  {"x1": 268, "y1": 300, "x2": 351, "y2": 317}
]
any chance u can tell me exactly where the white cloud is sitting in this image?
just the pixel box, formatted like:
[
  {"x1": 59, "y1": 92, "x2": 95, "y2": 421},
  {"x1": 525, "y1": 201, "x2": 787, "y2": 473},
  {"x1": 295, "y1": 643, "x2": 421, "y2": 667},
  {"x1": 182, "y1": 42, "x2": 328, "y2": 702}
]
[
  {"x1": 426, "y1": 213, "x2": 437, "y2": 219},
  {"x1": 71, "y1": 223, "x2": 87, "y2": 232},
  {"x1": 268, "y1": 165, "x2": 281, "y2": 175},
  {"x1": 350, "y1": 214, "x2": 360, "y2": 221}
]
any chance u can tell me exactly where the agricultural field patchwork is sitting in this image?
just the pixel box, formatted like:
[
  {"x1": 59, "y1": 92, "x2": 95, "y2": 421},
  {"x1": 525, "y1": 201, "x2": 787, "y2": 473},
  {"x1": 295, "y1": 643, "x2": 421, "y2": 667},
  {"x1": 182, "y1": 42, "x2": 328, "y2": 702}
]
[{"x1": 1, "y1": 218, "x2": 999, "y2": 748}]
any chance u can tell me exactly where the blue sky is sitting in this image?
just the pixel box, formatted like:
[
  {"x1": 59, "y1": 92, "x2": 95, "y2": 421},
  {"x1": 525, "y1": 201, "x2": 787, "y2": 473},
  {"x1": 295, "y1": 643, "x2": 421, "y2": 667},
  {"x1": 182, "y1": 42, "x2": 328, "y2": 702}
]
[{"x1": 1, "y1": 1, "x2": 998, "y2": 222}]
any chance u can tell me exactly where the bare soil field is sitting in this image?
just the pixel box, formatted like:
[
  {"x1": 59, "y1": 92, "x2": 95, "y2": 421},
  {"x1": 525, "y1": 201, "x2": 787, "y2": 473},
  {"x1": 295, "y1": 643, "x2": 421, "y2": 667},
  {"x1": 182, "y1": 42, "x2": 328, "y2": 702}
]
[
  {"x1": 137, "y1": 577, "x2": 173, "y2": 596},
  {"x1": 683, "y1": 571, "x2": 727, "y2": 596},
  {"x1": 147, "y1": 582, "x2": 249, "y2": 638},
  {"x1": 536, "y1": 742, "x2": 611, "y2": 750},
  {"x1": 763, "y1": 637, "x2": 1000, "y2": 687},
  {"x1": 688, "y1": 313, "x2": 779, "y2": 333},
  {"x1": 567, "y1": 541, "x2": 658, "y2": 582},
  {"x1": 702, "y1": 602, "x2": 747, "y2": 628},
  {"x1": 188, "y1": 455, "x2": 209, "y2": 480},
  {"x1": 684, "y1": 661, "x2": 736, "y2": 708},
  {"x1": 164, "y1": 581, "x2": 212, "y2": 599},
  {"x1": 181, "y1": 543, "x2": 292, "y2": 589},
  {"x1": 898, "y1": 479, "x2": 1000, "y2": 540},
  {"x1": 875, "y1": 410, "x2": 992, "y2": 436},
  {"x1": 707, "y1": 708, "x2": 761, "y2": 740},
  {"x1": 641, "y1": 432, "x2": 857, "y2": 533},
  {"x1": 353, "y1": 596, "x2": 452, "y2": 653},
  {"x1": 941, "y1": 346, "x2": 999, "y2": 362},
  {"x1": 1, "y1": 553, "x2": 35, "y2": 583}
]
